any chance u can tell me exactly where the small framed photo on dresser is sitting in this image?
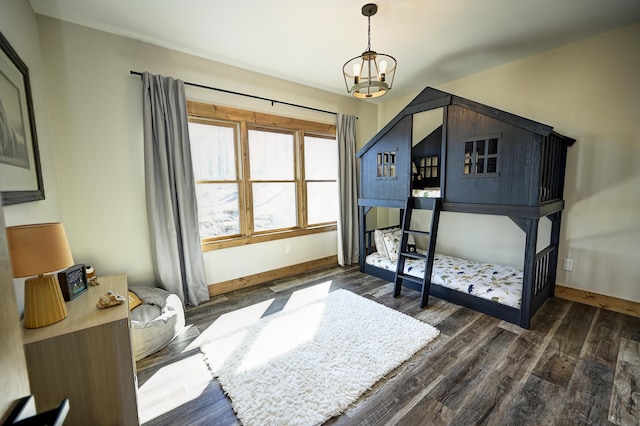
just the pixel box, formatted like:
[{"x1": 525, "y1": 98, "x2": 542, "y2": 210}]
[{"x1": 58, "y1": 264, "x2": 88, "y2": 301}]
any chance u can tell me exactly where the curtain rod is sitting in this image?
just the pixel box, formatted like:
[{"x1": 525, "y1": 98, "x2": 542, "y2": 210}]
[{"x1": 130, "y1": 70, "x2": 339, "y2": 116}]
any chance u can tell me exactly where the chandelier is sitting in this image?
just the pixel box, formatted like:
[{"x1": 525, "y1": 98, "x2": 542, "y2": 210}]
[{"x1": 343, "y1": 3, "x2": 397, "y2": 99}]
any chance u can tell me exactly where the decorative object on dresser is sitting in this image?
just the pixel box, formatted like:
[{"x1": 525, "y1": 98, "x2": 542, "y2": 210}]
[
  {"x1": 6, "y1": 222, "x2": 74, "y2": 328},
  {"x1": 57, "y1": 263, "x2": 88, "y2": 301},
  {"x1": 96, "y1": 290, "x2": 126, "y2": 309}
]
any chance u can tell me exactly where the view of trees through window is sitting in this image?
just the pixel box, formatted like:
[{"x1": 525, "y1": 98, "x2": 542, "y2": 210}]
[{"x1": 187, "y1": 103, "x2": 338, "y2": 245}]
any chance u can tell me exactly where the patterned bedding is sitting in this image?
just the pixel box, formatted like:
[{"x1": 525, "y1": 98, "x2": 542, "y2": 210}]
[
  {"x1": 412, "y1": 188, "x2": 441, "y2": 198},
  {"x1": 365, "y1": 251, "x2": 522, "y2": 308}
]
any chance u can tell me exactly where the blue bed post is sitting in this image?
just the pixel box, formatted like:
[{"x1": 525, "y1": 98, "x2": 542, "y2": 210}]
[{"x1": 520, "y1": 218, "x2": 538, "y2": 328}]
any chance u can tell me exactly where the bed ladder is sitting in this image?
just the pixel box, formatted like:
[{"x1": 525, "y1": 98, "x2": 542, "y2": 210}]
[{"x1": 394, "y1": 197, "x2": 441, "y2": 308}]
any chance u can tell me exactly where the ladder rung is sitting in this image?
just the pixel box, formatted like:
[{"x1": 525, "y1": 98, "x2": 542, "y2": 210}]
[
  {"x1": 405, "y1": 229, "x2": 430, "y2": 236},
  {"x1": 400, "y1": 252, "x2": 426, "y2": 260},
  {"x1": 397, "y1": 274, "x2": 424, "y2": 284}
]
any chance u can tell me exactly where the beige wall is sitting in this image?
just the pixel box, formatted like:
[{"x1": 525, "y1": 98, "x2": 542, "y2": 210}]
[
  {"x1": 381, "y1": 23, "x2": 640, "y2": 303},
  {"x1": 35, "y1": 16, "x2": 378, "y2": 288}
]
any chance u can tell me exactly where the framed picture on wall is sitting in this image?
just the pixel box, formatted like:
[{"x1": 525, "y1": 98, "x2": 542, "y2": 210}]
[{"x1": 0, "y1": 32, "x2": 44, "y2": 206}]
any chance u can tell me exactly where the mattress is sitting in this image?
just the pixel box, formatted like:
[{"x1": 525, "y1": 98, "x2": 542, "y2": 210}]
[
  {"x1": 365, "y1": 251, "x2": 522, "y2": 308},
  {"x1": 412, "y1": 188, "x2": 441, "y2": 198}
]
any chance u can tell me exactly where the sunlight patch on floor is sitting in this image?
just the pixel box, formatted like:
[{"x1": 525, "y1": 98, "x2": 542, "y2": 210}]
[
  {"x1": 184, "y1": 298, "x2": 274, "y2": 352},
  {"x1": 237, "y1": 281, "x2": 332, "y2": 372},
  {"x1": 137, "y1": 353, "x2": 212, "y2": 424},
  {"x1": 283, "y1": 280, "x2": 332, "y2": 311},
  {"x1": 187, "y1": 282, "x2": 333, "y2": 376}
]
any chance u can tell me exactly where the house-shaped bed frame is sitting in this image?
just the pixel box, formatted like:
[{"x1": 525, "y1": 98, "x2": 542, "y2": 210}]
[{"x1": 357, "y1": 87, "x2": 575, "y2": 329}]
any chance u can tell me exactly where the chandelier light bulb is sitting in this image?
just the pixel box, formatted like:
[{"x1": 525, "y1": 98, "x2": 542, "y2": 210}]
[
  {"x1": 379, "y1": 60, "x2": 387, "y2": 81},
  {"x1": 353, "y1": 62, "x2": 361, "y2": 84}
]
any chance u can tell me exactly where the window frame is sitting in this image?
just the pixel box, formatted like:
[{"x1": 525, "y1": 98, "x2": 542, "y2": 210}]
[
  {"x1": 376, "y1": 149, "x2": 397, "y2": 179},
  {"x1": 187, "y1": 101, "x2": 337, "y2": 252},
  {"x1": 462, "y1": 133, "x2": 501, "y2": 177},
  {"x1": 303, "y1": 132, "x2": 341, "y2": 227}
]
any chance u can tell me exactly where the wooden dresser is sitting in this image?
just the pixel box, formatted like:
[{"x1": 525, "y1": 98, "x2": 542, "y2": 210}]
[{"x1": 22, "y1": 273, "x2": 139, "y2": 425}]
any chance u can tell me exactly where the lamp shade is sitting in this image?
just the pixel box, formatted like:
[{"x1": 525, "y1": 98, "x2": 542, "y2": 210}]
[
  {"x1": 6, "y1": 222, "x2": 74, "y2": 277},
  {"x1": 6, "y1": 223, "x2": 74, "y2": 328}
]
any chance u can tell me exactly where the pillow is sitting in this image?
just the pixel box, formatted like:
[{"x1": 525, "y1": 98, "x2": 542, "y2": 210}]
[
  {"x1": 382, "y1": 229, "x2": 416, "y2": 261},
  {"x1": 382, "y1": 230, "x2": 402, "y2": 261},
  {"x1": 128, "y1": 290, "x2": 143, "y2": 311},
  {"x1": 374, "y1": 227, "x2": 399, "y2": 258}
]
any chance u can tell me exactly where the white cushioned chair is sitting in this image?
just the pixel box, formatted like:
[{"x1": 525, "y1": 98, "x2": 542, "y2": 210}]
[{"x1": 129, "y1": 286, "x2": 185, "y2": 361}]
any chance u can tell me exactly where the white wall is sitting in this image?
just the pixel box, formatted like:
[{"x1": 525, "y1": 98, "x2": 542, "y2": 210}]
[
  {"x1": 380, "y1": 23, "x2": 640, "y2": 303},
  {"x1": 1, "y1": 0, "x2": 65, "y2": 313},
  {"x1": 35, "y1": 16, "x2": 378, "y2": 288}
]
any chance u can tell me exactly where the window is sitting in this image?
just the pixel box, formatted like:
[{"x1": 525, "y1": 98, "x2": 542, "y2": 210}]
[
  {"x1": 464, "y1": 135, "x2": 499, "y2": 175},
  {"x1": 305, "y1": 135, "x2": 339, "y2": 224},
  {"x1": 249, "y1": 128, "x2": 296, "y2": 232},
  {"x1": 187, "y1": 101, "x2": 338, "y2": 250},
  {"x1": 418, "y1": 155, "x2": 438, "y2": 179},
  {"x1": 376, "y1": 150, "x2": 396, "y2": 178}
]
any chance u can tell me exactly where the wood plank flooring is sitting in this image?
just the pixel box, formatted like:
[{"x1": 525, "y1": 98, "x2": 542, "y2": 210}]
[{"x1": 136, "y1": 265, "x2": 640, "y2": 426}]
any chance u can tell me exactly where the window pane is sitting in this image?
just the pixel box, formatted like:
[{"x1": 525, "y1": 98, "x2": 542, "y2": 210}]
[
  {"x1": 487, "y1": 157, "x2": 497, "y2": 173},
  {"x1": 465, "y1": 142, "x2": 473, "y2": 155},
  {"x1": 307, "y1": 182, "x2": 338, "y2": 224},
  {"x1": 488, "y1": 138, "x2": 498, "y2": 155},
  {"x1": 189, "y1": 122, "x2": 236, "y2": 180},
  {"x1": 249, "y1": 130, "x2": 294, "y2": 180},
  {"x1": 304, "y1": 136, "x2": 337, "y2": 180},
  {"x1": 194, "y1": 183, "x2": 239, "y2": 238},
  {"x1": 253, "y1": 182, "x2": 296, "y2": 231}
]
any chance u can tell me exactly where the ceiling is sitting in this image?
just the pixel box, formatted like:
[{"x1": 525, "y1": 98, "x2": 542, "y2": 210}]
[{"x1": 30, "y1": 0, "x2": 640, "y2": 101}]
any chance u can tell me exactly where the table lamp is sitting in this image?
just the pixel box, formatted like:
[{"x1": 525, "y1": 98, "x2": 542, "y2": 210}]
[{"x1": 6, "y1": 222, "x2": 74, "y2": 328}]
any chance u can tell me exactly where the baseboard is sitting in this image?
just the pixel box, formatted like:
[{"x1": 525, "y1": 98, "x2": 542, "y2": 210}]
[
  {"x1": 555, "y1": 285, "x2": 640, "y2": 318},
  {"x1": 207, "y1": 255, "x2": 338, "y2": 298}
]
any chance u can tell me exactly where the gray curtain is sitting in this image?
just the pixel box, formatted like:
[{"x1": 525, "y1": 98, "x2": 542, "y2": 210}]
[
  {"x1": 142, "y1": 72, "x2": 209, "y2": 306},
  {"x1": 336, "y1": 113, "x2": 359, "y2": 266}
]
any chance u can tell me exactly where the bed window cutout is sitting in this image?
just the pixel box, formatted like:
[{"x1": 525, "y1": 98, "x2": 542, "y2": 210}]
[
  {"x1": 418, "y1": 155, "x2": 438, "y2": 179},
  {"x1": 376, "y1": 150, "x2": 397, "y2": 179},
  {"x1": 464, "y1": 135, "x2": 500, "y2": 176},
  {"x1": 413, "y1": 155, "x2": 440, "y2": 188}
]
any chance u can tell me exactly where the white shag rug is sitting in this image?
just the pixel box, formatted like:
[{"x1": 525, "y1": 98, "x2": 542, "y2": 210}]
[{"x1": 200, "y1": 288, "x2": 439, "y2": 426}]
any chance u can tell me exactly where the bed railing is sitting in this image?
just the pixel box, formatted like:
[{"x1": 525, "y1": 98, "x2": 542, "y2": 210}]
[
  {"x1": 531, "y1": 243, "x2": 558, "y2": 315},
  {"x1": 364, "y1": 228, "x2": 376, "y2": 255},
  {"x1": 539, "y1": 134, "x2": 568, "y2": 203}
]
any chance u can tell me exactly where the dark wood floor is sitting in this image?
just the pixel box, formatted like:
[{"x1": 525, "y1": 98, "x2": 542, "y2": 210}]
[{"x1": 136, "y1": 265, "x2": 640, "y2": 426}]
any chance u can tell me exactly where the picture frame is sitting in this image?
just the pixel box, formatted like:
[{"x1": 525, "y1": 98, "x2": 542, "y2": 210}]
[
  {"x1": 58, "y1": 264, "x2": 88, "y2": 301},
  {"x1": 0, "y1": 32, "x2": 44, "y2": 206}
]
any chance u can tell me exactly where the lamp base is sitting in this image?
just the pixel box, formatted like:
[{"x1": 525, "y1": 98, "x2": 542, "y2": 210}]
[{"x1": 24, "y1": 274, "x2": 69, "y2": 328}]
